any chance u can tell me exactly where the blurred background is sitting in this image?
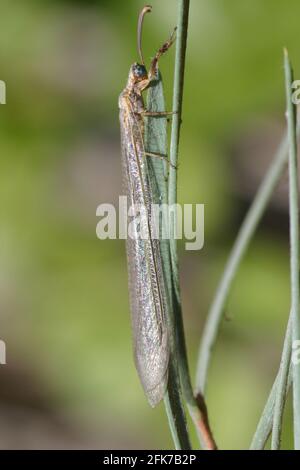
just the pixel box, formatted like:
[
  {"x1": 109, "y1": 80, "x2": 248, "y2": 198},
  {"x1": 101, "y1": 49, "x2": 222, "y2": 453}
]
[{"x1": 0, "y1": 0, "x2": 299, "y2": 450}]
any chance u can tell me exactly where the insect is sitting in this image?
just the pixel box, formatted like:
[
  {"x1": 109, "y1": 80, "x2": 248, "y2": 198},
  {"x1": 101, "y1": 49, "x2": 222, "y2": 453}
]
[{"x1": 118, "y1": 5, "x2": 176, "y2": 407}]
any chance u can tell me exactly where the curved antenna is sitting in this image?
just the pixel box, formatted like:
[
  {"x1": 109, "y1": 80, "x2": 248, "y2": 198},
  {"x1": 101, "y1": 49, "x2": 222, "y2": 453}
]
[{"x1": 137, "y1": 5, "x2": 152, "y2": 65}]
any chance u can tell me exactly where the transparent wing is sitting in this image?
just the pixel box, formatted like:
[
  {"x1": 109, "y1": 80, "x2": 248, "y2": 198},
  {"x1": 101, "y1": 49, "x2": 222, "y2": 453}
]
[{"x1": 120, "y1": 106, "x2": 169, "y2": 407}]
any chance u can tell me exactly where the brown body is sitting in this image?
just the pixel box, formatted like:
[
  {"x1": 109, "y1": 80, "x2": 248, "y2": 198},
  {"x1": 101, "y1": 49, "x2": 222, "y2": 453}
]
[{"x1": 119, "y1": 26, "x2": 175, "y2": 406}]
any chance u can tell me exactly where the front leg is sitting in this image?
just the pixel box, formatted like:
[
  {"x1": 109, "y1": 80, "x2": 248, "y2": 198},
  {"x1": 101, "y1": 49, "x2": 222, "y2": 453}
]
[
  {"x1": 148, "y1": 28, "x2": 177, "y2": 81},
  {"x1": 143, "y1": 151, "x2": 177, "y2": 170},
  {"x1": 141, "y1": 110, "x2": 177, "y2": 117},
  {"x1": 136, "y1": 28, "x2": 177, "y2": 94}
]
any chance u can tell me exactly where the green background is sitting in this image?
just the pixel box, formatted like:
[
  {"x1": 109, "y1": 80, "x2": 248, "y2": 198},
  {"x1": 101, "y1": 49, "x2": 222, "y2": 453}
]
[{"x1": 0, "y1": 0, "x2": 298, "y2": 449}]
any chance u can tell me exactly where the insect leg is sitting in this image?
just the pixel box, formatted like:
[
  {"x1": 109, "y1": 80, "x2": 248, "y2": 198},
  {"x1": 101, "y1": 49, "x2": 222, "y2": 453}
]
[
  {"x1": 141, "y1": 111, "x2": 177, "y2": 117},
  {"x1": 143, "y1": 151, "x2": 177, "y2": 170},
  {"x1": 148, "y1": 27, "x2": 177, "y2": 81}
]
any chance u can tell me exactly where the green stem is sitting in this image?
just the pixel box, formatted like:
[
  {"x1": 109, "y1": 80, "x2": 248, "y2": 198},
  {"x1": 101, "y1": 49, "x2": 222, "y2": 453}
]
[
  {"x1": 168, "y1": 0, "x2": 216, "y2": 450},
  {"x1": 164, "y1": 364, "x2": 192, "y2": 450},
  {"x1": 196, "y1": 124, "x2": 300, "y2": 395},
  {"x1": 284, "y1": 48, "x2": 300, "y2": 450},
  {"x1": 250, "y1": 318, "x2": 292, "y2": 449},
  {"x1": 271, "y1": 316, "x2": 292, "y2": 449},
  {"x1": 145, "y1": 71, "x2": 191, "y2": 450},
  {"x1": 169, "y1": 0, "x2": 189, "y2": 185}
]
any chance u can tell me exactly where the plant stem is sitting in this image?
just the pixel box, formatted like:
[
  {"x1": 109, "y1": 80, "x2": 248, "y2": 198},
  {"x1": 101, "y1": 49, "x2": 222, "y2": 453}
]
[
  {"x1": 169, "y1": 0, "x2": 190, "y2": 181},
  {"x1": 250, "y1": 318, "x2": 292, "y2": 449},
  {"x1": 284, "y1": 48, "x2": 300, "y2": 450},
  {"x1": 146, "y1": 72, "x2": 191, "y2": 450},
  {"x1": 164, "y1": 363, "x2": 192, "y2": 450},
  {"x1": 168, "y1": 0, "x2": 217, "y2": 450},
  {"x1": 195, "y1": 123, "x2": 300, "y2": 395},
  {"x1": 271, "y1": 316, "x2": 292, "y2": 449}
]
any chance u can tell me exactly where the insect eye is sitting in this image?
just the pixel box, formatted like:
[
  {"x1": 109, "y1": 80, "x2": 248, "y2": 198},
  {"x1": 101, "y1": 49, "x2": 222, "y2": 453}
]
[{"x1": 133, "y1": 63, "x2": 147, "y2": 78}]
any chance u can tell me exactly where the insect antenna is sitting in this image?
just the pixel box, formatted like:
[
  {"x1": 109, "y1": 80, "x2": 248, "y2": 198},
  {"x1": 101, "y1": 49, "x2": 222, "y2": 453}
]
[{"x1": 137, "y1": 4, "x2": 152, "y2": 66}]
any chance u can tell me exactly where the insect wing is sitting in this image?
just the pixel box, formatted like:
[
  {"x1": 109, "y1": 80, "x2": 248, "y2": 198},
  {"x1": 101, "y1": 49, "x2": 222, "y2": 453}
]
[{"x1": 120, "y1": 105, "x2": 169, "y2": 407}]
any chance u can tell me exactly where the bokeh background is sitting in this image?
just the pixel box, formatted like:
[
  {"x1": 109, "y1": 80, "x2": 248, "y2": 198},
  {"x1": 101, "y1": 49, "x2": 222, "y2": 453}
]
[{"x1": 0, "y1": 0, "x2": 299, "y2": 450}]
